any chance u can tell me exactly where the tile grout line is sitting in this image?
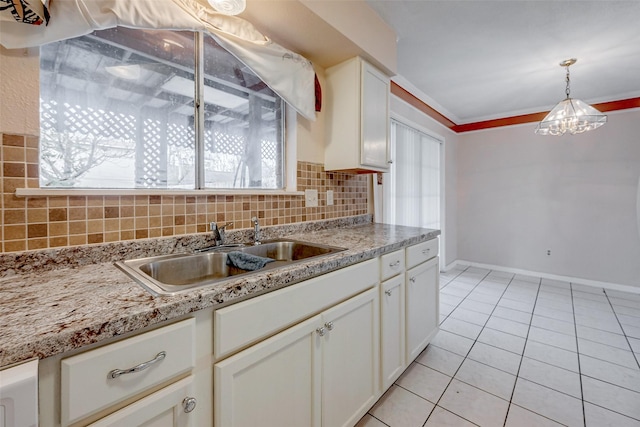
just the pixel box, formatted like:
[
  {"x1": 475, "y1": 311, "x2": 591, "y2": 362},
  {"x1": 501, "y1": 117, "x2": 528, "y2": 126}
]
[
  {"x1": 437, "y1": 265, "x2": 485, "y2": 332},
  {"x1": 501, "y1": 276, "x2": 541, "y2": 427},
  {"x1": 603, "y1": 288, "x2": 640, "y2": 370},
  {"x1": 422, "y1": 268, "x2": 511, "y2": 426},
  {"x1": 569, "y1": 282, "x2": 587, "y2": 427},
  {"x1": 420, "y1": 267, "x2": 495, "y2": 426}
]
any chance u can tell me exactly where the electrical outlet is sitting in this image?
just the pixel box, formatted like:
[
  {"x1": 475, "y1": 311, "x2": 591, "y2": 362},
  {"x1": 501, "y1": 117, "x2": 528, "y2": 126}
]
[
  {"x1": 305, "y1": 189, "x2": 318, "y2": 207},
  {"x1": 327, "y1": 190, "x2": 334, "y2": 206}
]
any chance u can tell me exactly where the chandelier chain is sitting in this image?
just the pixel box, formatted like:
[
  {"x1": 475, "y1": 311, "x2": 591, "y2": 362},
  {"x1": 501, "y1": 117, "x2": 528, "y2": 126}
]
[{"x1": 565, "y1": 64, "x2": 571, "y2": 99}]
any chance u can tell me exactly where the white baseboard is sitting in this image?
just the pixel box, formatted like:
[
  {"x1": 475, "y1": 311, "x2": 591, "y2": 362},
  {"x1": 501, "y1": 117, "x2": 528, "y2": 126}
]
[
  {"x1": 441, "y1": 260, "x2": 462, "y2": 272},
  {"x1": 452, "y1": 259, "x2": 640, "y2": 295}
]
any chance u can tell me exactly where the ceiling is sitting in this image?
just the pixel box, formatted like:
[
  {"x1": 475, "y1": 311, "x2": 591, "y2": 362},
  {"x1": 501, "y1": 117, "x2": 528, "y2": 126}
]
[{"x1": 365, "y1": 1, "x2": 640, "y2": 125}]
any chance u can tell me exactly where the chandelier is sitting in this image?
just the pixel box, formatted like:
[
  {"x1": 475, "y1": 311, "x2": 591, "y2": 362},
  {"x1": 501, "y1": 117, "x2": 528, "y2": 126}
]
[{"x1": 535, "y1": 58, "x2": 607, "y2": 136}]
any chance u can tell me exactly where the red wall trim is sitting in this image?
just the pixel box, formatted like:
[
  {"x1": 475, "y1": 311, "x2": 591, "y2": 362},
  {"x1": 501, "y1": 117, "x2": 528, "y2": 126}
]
[
  {"x1": 451, "y1": 112, "x2": 548, "y2": 133},
  {"x1": 390, "y1": 81, "x2": 640, "y2": 133},
  {"x1": 390, "y1": 81, "x2": 456, "y2": 129},
  {"x1": 593, "y1": 97, "x2": 640, "y2": 112}
]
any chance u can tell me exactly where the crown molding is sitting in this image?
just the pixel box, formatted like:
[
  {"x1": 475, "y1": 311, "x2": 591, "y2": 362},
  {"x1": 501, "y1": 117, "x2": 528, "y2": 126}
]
[{"x1": 390, "y1": 81, "x2": 640, "y2": 134}]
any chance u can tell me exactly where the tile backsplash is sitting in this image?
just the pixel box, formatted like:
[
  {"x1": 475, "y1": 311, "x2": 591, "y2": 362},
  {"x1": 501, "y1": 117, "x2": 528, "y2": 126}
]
[{"x1": 1, "y1": 133, "x2": 369, "y2": 253}]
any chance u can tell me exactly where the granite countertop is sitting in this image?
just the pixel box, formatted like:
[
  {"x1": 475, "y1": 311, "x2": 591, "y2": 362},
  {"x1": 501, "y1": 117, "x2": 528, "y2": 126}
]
[{"x1": 0, "y1": 217, "x2": 439, "y2": 367}]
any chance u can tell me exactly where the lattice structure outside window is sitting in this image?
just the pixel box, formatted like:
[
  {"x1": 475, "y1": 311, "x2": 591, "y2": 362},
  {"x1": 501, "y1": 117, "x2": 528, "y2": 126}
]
[{"x1": 39, "y1": 27, "x2": 285, "y2": 189}]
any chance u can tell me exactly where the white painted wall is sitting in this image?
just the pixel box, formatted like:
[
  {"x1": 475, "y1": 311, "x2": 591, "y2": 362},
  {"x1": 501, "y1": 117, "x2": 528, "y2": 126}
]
[
  {"x1": 457, "y1": 108, "x2": 640, "y2": 288},
  {"x1": 389, "y1": 95, "x2": 459, "y2": 267},
  {"x1": 0, "y1": 46, "x2": 40, "y2": 135}
]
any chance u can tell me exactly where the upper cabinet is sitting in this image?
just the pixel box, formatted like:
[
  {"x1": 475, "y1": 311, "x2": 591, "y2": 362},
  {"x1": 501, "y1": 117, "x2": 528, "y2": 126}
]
[{"x1": 325, "y1": 57, "x2": 391, "y2": 173}]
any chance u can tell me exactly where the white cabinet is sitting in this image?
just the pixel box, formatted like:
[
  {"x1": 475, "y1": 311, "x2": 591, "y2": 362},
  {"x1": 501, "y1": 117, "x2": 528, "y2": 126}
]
[
  {"x1": 214, "y1": 315, "x2": 321, "y2": 427},
  {"x1": 380, "y1": 273, "x2": 405, "y2": 389},
  {"x1": 379, "y1": 240, "x2": 439, "y2": 371},
  {"x1": 321, "y1": 288, "x2": 379, "y2": 427},
  {"x1": 50, "y1": 318, "x2": 200, "y2": 427},
  {"x1": 406, "y1": 256, "x2": 440, "y2": 361},
  {"x1": 214, "y1": 259, "x2": 378, "y2": 361},
  {"x1": 214, "y1": 288, "x2": 379, "y2": 427},
  {"x1": 325, "y1": 56, "x2": 390, "y2": 173},
  {"x1": 88, "y1": 376, "x2": 196, "y2": 427}
]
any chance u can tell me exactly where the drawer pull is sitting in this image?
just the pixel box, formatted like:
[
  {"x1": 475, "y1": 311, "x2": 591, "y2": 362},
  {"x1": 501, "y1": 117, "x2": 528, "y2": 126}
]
[
  {"x1": 389, "y1": 260, "x2": 401, "y2": 268},
  {"x1": 183, "y1": 397, "x2": 197, "y2": 413},
  {"x1": 108, "y1": 351, "x2": 166, "y2": 379},
  {"x1": 409, "y1": 277, "x2": 416, "y2": 283},
  {"x1": 316, "y1": 327, "x2": 326, "y2": 337},
  {"x1": 422, "y1": 249, "x2": 431, "y2": 255},
  {"x1": 384, "y1": 290, "x2": 392, "y2": 296}
]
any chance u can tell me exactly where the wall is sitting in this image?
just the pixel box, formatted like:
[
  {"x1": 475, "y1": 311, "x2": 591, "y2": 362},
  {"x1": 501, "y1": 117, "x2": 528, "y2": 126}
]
[
  {"x1": 457, "y1": 109, "x2": 640, "y2": 287},
  {"x1": 389, "y1": 95, "x2": 459, "y2": 267},
  {"x1": 0, "y1": 46, "x2": 39, "y2": 136}
]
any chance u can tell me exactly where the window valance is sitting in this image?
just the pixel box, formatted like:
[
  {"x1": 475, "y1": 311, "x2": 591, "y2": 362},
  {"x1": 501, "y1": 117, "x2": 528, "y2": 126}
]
[{"x1": 0, "y1": 0, "x2": 316, "y2": 120}]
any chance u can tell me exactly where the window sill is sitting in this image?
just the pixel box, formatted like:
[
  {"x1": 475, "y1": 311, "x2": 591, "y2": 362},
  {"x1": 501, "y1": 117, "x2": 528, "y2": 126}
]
[{"x1": 15, "y1": 188, "x2": 304, "y2": 198}]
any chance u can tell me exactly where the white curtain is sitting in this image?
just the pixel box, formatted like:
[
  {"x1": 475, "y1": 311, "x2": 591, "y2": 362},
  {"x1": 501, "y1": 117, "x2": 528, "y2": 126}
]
[
  {"x1": 383, "y1": 120, "x2": 441, "y2": 230},
  {"x1": 0, "y1": 0, "x2": 316, "y2": 120}
]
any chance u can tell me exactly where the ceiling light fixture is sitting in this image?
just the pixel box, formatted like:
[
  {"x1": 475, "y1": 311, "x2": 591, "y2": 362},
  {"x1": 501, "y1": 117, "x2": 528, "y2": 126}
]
[
  {"x1": 208, "y1": 0, "x2": 246, "y2": 15},
  {"x1": 535, "y1": 58, "x2": 607, "y2": 136}
]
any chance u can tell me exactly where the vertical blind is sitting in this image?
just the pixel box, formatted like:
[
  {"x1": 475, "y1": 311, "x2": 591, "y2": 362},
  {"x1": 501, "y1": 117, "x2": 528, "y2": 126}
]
[{"x1": 383, "y1": 119, "x2": 441, "y2": 230}]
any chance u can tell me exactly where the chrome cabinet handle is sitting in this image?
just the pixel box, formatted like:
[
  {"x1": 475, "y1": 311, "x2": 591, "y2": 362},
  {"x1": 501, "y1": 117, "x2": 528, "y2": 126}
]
[
  {"x1": 409, "y1": 277, "x2": 416, "y2": 283},
  {"x1": 316, "y1": 327, "x2": 326, "y2": 337},
  {"x1": 325, "y1": 321, "x2": 334, "y2": 331},
  {"x1": 385, "y1": 290, "x2": 392, "y2": 296},
  {"x1": 389, "y1": 260, "x2": 400, "y2": 268},
  {"x1": 183, "y1": 397, "x2": 197, "y2": 413},
  {"x1": 108, "y1": 351, "x2": 166, "y2": 379},
  {"x1": 422, "y1": 248, "x2": 431, "y2": 255}
]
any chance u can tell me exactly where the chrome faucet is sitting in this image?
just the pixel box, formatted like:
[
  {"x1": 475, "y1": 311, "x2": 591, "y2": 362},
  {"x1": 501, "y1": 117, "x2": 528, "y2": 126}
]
[
  {"x1": 210, "y1": 221, "x2": 233, "y2": 246},
  {"x1": 251, "y1": 216, "x2": 261, "y2": 245}
]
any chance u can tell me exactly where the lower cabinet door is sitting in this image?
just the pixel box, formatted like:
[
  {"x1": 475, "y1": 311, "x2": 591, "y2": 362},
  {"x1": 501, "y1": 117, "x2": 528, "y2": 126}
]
[
  {"x1": 214, "y1": 315, "x2": 322, "y2": 427},
  {"x1": 88, "y1": 376, "x2": 196, "y2": 427},
  {"x1": 406, "y1": 256, "x2": 439, "y2": 362},
  {"x1": 321, "y1": 288, "x2": 380, "y2": 427},
  {"x1": 381, "y1": 274, "x2": 405, "y2": 389}
]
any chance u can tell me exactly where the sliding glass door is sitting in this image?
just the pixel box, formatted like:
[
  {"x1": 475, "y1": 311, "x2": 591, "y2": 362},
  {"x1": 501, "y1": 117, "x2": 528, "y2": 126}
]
[{"x1": 383, "y1": 119, "x2": 442, "y2": 231}]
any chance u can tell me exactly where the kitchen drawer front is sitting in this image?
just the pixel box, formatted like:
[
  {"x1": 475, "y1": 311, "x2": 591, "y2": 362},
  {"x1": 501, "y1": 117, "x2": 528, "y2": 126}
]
[
  {"x1": 406, "y1": 238, "x2": 439, "y2": 269},
  {"x1": 214, "y1": 258, "x2": 379, "y2": 361},
  {"x1": 61, "y1": 318, "x2": 195, "y2": 426},
  {"x1": 380, "y1": 250, "x2": 405, "y2": 281}
]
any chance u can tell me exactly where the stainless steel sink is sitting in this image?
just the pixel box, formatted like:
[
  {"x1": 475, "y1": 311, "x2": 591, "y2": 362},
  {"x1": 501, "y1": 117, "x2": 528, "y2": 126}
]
[
  {"x1": 240, "y1": 239, "x2": 342, "y2": 262},
  {"x1": 115, "y1": 239, "x2": 346, "y2": 296}
]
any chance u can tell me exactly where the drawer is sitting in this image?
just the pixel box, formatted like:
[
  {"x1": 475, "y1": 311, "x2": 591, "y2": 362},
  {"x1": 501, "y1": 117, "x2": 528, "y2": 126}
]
[
  {"x1": 214, "y1": 258, "x2": 379, "y2": 360},
  {"x1": 406, "y1": 238, "x2": 439, "y2": 269},
  {"x1": 87, "y1": 376, "x2": 195, "y2": 427},
  {"x1": 380, "y1": 250, "x2": 405, "y2": 281},
  {"x1": 61, "y1": 318, "x2": 195, "y2": 426}
]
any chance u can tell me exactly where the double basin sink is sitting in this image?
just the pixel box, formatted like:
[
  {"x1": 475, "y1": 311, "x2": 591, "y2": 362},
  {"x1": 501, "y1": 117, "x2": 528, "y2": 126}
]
[{"x1": 116, "y1": 239, "x2": 346, "y2": 296}]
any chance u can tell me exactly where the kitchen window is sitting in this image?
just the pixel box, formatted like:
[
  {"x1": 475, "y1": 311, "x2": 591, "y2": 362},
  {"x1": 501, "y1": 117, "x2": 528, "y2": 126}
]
[{"x1": 39, "y1": 27, "x2": 285, "y2": 190}]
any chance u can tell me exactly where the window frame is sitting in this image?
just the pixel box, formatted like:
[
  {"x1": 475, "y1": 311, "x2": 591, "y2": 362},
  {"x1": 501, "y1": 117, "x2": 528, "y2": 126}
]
[{"x1": 28, "y1": 30, "x2": 299, "y2": 195}]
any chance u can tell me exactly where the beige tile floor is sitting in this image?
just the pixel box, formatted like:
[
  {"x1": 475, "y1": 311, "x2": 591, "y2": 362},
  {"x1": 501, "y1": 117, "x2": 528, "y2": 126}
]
[{"x1": 357, "y1": 266, "x2": 640, "y2": 427}]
